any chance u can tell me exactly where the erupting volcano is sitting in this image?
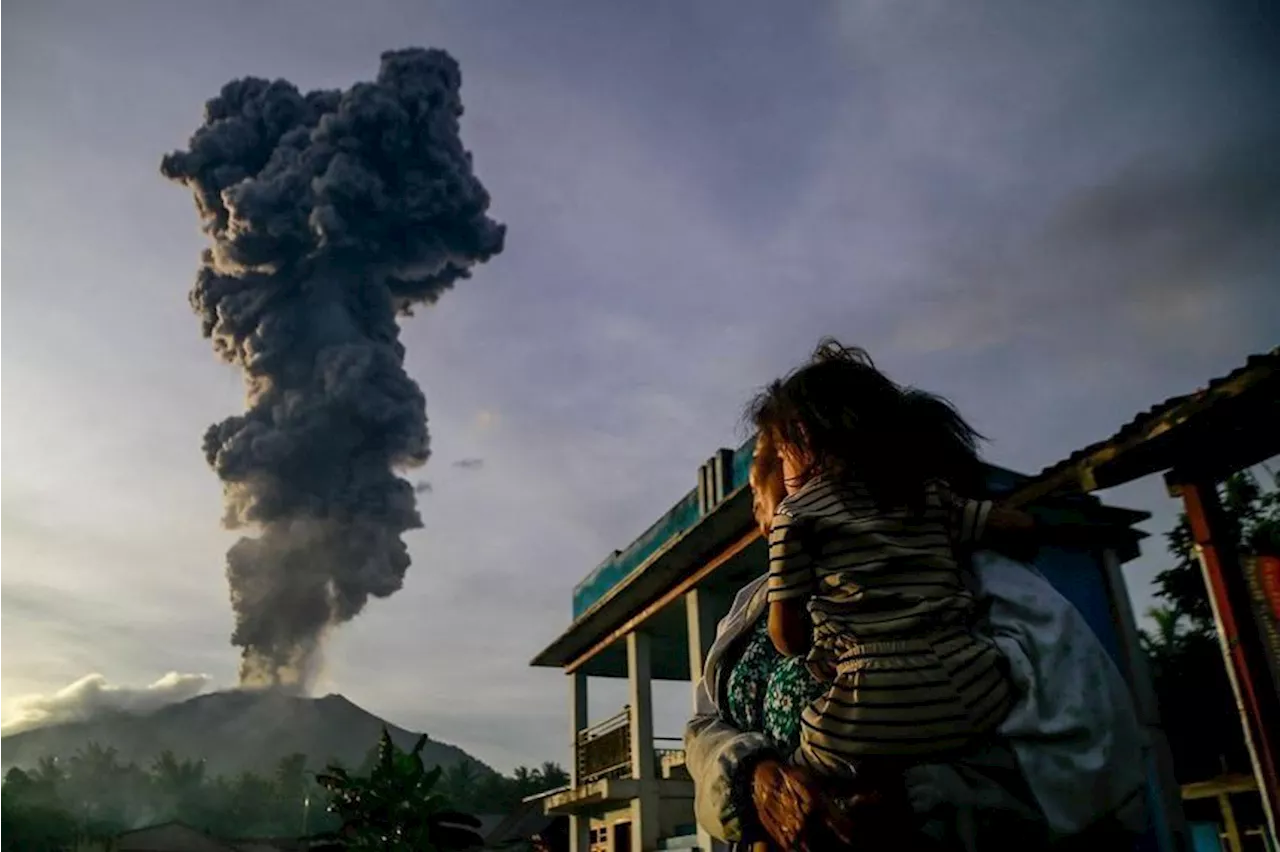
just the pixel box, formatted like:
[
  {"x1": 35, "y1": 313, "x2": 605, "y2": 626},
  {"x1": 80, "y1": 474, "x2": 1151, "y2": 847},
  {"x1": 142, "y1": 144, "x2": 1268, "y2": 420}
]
[{"x1": 162, "y1": 48, "x2": 505, "y2": 688}]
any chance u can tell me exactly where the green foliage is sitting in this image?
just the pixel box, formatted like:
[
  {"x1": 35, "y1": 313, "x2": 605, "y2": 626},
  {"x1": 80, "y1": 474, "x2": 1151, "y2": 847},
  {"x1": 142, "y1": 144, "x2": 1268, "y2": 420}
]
[
  {"x1": 316, "y1": 728, "x2": 482, "y2": 851},
  {"x1": 1142, "y1": 467, "x2": 1279, "y2": 781},
  {"x1": 1153, "y1": 468, "x2": 1280, "y2": 638},
  {"x1": 1, "y1": 768, "x2": 79, "y2": 852},
  {"x1": 0, "y1": 732, "x2": 569, "y2": 851}
]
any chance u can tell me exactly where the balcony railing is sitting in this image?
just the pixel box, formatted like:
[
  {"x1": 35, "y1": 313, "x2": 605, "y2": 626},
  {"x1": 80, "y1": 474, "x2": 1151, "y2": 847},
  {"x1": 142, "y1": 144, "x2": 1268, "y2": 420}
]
[
  {"x1": 577, "y1": 708, "x2": 632, "y2": 784},
  {"x1": 575, "y1": 708, "x2": 688, "y2": 785},
  {"x1": 653, "y1": 736, "x2": 685, "y2": 764}
]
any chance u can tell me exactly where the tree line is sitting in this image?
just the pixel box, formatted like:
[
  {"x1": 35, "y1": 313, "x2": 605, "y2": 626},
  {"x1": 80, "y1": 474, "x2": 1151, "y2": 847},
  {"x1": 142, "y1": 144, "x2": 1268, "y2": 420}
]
[{"x1": 1, "y1": 737, "x2": 568, "y2": 851}]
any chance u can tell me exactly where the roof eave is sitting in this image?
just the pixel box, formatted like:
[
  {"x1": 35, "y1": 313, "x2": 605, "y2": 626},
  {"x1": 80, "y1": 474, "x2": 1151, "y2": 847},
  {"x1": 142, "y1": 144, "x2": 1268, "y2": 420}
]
[
  {"x1": 530, "y1": 486, "x2": 755, "y2": 668},
  {"x1": 1013, "y1": 349, "x2": 1279, "y2": 505}
]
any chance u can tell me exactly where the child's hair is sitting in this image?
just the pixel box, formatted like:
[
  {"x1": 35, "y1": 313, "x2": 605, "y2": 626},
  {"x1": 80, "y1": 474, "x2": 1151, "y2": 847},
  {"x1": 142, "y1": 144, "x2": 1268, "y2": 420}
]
[{"x1": 745, "y1": 339, "x2": 987, "y2": 508}]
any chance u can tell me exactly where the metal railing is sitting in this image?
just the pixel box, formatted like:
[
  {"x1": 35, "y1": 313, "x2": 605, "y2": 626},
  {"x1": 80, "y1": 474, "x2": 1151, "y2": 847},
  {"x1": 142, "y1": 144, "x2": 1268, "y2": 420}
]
[
  {"x1": 575, "y1": 709, "x2": 688, "y2": 785},
  {"x1": 577, "y1": 707, "x2": 632, "y2": 784},
  {"x1": 654, "y1": 736, "x2": 685, "y2": 766}
]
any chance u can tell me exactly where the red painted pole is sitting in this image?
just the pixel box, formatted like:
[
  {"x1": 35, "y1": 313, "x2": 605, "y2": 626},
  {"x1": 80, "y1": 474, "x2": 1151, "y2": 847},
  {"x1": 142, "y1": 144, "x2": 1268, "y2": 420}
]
[{"x1": 1177, "y1": 478, "x2": 1280, "y2": 832}]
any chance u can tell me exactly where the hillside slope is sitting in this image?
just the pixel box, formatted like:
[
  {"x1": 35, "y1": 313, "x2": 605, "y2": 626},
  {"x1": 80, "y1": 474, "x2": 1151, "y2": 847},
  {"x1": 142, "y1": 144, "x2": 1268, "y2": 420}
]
[{"x1": 1, "y1": 690, "x2": 491, "y2": 777}]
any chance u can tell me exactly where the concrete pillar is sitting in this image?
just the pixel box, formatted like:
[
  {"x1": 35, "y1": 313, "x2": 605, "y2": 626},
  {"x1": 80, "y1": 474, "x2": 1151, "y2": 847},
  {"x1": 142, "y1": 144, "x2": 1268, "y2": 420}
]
[
  {"x1": 1100, "y1": 548, "x2": 1190, "y2": 852},
  {"x1": 628, "y1": 631, "x2": 660, "y2": 851},
  {"x1": 570, "y1": 816, "x2": 591, "y2": 852},
  {"x1": 683, "y1": 594, "x2": 720, "y2": 852},
  {"x1": 570, "y1": 670, "x2": 588, "y2": 785},
  {"x1": 568, "y1": 671, "x2": 591, "y2": 852},
  {"x1": 685, "y1": 588, "x2": 720, "y2": 707}
]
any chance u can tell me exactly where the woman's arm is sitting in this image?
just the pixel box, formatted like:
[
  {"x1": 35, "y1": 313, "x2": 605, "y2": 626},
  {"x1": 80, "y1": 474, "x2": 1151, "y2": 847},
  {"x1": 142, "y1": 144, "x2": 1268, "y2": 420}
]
[
  {"x1": 987, "y1": 504, "x2": 1132, "y2": 558},
  {"x1": 982, "y1": 505, "x2": 1041, "y2": 562},
  {"x1": 684, "y1": 671, "x2": 778, "y2": 842}
]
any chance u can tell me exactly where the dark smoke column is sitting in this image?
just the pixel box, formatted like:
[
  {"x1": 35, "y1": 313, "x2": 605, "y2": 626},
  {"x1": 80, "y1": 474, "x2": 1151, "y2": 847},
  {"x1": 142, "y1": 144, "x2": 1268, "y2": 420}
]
[{"x1": 162, "y1": 49, "x2": 505, "y2": 688}]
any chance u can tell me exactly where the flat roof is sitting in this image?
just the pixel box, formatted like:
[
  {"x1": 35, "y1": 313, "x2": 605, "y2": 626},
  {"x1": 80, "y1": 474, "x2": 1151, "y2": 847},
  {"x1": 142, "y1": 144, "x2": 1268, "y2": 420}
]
[{"x1": 531, "y1": 482, "x2": 759, "y2": 676}]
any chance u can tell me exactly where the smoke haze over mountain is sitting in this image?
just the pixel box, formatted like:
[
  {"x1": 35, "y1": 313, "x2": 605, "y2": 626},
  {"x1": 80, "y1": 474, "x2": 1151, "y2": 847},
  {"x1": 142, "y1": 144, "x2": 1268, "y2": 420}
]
[{"x1": 1, "y1": 673, "x2": 215, "y2": 735}]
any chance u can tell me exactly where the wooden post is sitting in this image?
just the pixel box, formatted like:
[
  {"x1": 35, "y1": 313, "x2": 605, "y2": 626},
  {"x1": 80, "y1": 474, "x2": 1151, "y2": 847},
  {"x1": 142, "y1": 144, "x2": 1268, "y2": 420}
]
[
  {"x1": 1183, "y1": 775, "x2": 1261, "y2": 852},
  {"x1": 1170, "y1": 475, "x2": 1280, "y2": 837},
  {"x1": 1218, "y1": 791, "x2": 1243, "y2": 852}
]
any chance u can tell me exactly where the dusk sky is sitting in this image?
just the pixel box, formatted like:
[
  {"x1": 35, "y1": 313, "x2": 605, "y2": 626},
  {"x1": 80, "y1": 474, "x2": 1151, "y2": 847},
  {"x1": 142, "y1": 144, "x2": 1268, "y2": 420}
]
[{"x1": 3, "y1": 0, "x2": 1278, "y2": 772}]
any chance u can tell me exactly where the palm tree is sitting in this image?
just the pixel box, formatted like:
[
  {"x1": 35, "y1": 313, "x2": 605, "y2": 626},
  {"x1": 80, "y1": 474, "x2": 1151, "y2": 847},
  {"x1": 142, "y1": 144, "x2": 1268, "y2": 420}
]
[
  {"x1": 149, "y1": 750, "x2": 207, "y2": 827},
  {"x1": 151, "y1": 751, "x2": 206, "y2": 791},
  {"x1": 442, "y1": 761, "x2": 480, "y2": 809},
  {"x1": 1140, "y1": 605, "x2": 1185, "y2": 660},
  {"x1": 32, "y1": 757, "x2": 65, "y2": 791},
  {"x1": 512, "y1": 766, "x2": 533, "y2": 788},
  {"x1": 537, "y1": 762, "x2": 569, "y2": 790},
  {"x1": 65, "y1": 742, "x2": 124, "y2": 828}
]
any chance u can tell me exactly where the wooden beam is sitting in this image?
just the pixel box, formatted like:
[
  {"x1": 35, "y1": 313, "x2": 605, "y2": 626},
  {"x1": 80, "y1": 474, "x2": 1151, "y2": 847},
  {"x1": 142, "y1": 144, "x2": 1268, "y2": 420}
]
[
  {"x1": 1008, "y1": 359, "x2": 1277, "y2": 507},
  {"x1": 1161, "y1": 427, "x2": 1280, "y2": 491},
  {"x1": 1181, "y1": 774, "x2": 1258, "y2": 801},
  {"x1": 566, "y1": 529, "x2": 761, "y2": 675}
]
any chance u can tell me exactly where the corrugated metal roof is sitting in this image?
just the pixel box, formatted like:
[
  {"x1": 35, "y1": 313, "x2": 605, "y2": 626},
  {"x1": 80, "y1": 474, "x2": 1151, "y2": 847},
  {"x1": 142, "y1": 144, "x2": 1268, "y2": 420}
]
[{"x1": 1019, "y1": 347, "x2": 1280, "y2": 499}]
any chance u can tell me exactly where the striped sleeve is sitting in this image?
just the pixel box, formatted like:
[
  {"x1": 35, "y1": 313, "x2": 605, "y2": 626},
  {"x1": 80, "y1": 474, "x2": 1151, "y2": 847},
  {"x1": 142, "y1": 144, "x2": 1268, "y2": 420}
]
[
  {"x1": 767, "y1": 511, "x2": 814, "y2": 603},
  {"x1": 935, "y1": 481, "x2": 993, "y2": 547}
]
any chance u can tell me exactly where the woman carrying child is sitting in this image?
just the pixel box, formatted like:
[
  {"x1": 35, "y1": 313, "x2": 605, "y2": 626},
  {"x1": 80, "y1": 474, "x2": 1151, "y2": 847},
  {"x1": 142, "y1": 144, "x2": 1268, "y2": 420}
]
[
  {"x1": 750, "y1": 340, "x2": 1020, "y2": 782},
  {"x1": 684, "y1": 339, "x2": 1149, "y2": 850}
]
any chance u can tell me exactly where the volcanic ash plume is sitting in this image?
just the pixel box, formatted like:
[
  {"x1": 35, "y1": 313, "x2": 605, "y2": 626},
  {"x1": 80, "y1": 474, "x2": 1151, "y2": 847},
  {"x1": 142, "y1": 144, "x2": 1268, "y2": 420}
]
[{"x1": 161, "y1": 49, "x2": 505, "y2": 688}]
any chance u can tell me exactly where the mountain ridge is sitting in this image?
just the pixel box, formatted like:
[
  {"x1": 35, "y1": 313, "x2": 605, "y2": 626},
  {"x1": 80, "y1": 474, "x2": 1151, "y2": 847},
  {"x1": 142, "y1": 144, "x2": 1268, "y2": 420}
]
[{"x1": 0, "y1": 690, "x2": 493, "y2": 778}]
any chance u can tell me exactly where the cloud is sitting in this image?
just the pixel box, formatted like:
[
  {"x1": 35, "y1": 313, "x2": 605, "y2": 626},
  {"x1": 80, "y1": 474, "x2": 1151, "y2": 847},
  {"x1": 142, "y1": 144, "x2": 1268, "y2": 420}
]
[
  {"x1": 451, "y1": 458, "x2": 485, "y2": 471},
  {"x1": 911, "y1": 148, "x2": 1274, "y2": 355},
  {"x1": 1, "y1": 673, "x2": 215, "y2": 734}
]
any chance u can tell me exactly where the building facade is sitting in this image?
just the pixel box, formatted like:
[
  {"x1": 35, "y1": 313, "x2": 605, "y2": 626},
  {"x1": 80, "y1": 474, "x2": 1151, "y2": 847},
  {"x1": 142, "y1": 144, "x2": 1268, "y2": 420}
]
[{"x1": 532, "y1": 437, "x2": 1184, "y2": 852}]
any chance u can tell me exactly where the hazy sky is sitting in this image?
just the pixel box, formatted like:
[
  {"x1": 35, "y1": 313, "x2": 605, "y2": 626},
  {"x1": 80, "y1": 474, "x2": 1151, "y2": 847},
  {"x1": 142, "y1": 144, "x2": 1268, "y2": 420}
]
[{"x1": 3, "y1": 0, "x2": 1278, "y2": 772}]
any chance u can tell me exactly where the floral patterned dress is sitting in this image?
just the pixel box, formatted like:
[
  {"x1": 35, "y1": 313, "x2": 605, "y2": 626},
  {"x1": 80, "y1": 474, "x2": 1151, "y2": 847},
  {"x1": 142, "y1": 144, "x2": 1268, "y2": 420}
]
[{"x1": 723, "y1": 614, "x2": 829, "y2": 755}]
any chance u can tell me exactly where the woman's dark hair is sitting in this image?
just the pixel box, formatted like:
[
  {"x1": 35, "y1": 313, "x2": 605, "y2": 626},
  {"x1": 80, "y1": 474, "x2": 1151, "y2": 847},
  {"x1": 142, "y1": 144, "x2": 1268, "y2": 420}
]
[
  {"x1": 745, "y1": 339, "x2": 987, "y2": 507},
  {"x1": 750, "y1": 429, "x2": 781, "y2": 486}
]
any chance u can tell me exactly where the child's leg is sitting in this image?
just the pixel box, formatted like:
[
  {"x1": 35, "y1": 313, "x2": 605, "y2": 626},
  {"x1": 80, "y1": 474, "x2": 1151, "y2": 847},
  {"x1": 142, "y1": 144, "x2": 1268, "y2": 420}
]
[{"x1": 793, "y1": 691, "x2": 862, "y2": 781}]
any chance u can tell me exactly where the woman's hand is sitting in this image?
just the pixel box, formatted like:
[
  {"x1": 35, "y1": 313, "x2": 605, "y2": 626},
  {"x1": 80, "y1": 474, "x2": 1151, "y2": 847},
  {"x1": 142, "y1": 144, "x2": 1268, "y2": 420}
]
[{"x1": 750, "y1": 759, "x2": 855, "y2": 851}]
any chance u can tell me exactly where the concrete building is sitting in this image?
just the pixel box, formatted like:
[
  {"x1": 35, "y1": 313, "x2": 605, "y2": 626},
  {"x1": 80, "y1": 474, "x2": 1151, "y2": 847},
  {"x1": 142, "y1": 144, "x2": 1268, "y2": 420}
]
[{"x1": 531, "y1": 437, "x2": 1184, "y2": 852}]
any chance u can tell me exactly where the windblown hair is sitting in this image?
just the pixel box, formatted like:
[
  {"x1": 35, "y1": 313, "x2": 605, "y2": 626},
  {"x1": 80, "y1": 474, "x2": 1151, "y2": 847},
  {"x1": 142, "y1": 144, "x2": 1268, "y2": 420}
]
[{"x1": 745, "y1": 339, "x2": 987, "y2": 508}]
